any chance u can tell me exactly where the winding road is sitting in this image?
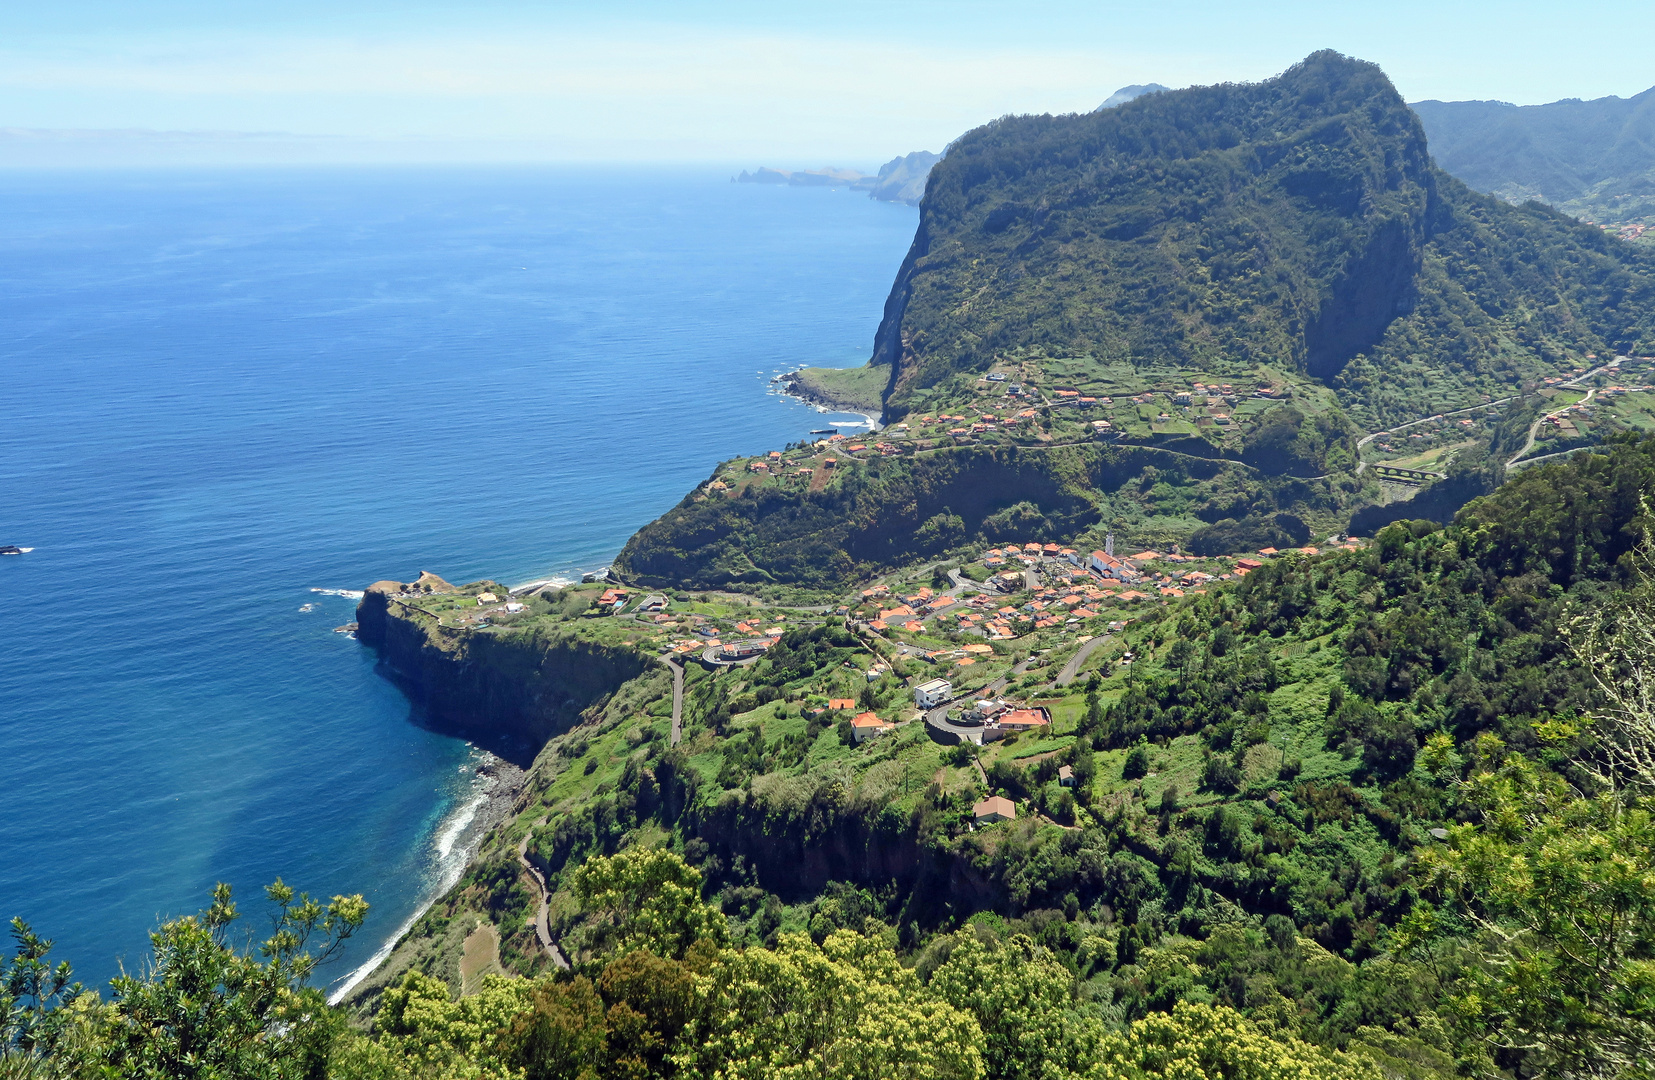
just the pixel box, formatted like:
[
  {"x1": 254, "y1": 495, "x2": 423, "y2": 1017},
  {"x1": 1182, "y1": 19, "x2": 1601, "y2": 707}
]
[
  {"x1": 1055, "y1": 635, "x2": 1111, "y2": 687},
  {"x1": 516, "y1": 824, "x2": 569, "y2": 970},
  {"x1": 1355, "y1": 397, "x2": 1514, "y2": 476}
]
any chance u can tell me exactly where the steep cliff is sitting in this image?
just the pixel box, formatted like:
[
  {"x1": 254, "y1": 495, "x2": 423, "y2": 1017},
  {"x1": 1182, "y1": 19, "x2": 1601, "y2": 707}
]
[{"x1": 357, "y1": 577, "x2": 653, "y2": 765}]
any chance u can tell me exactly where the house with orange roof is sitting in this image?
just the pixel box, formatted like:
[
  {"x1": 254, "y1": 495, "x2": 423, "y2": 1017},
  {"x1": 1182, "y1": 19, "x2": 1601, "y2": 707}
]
[
  {"x1": 850, "y1": 712, "x2": 894, "y2": 743},
  {"x1": 999, "y1": 707, "x2": 1051, "y2": 732},
  {"x1": 973, "y1": 796, "x2": 1016, "y2": 823},
  {"x1": 828, "y1": 698, "x2": 857, "y2": 711},
  {"x1": 1258, "y1": 547, "x2": 1278, "y2": 556}
]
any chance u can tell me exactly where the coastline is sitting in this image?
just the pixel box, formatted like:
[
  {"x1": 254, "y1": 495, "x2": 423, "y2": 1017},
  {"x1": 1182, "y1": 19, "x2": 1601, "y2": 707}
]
[
  {"x1": 773, "y1": 367, "x2": 884, "y2": 431},
  {"x1": 328, "y1": 751, "x2": 526, "y2": 1004},
  {"x1": 337, "y1": 359, "x2": 890, "y2": 999}
]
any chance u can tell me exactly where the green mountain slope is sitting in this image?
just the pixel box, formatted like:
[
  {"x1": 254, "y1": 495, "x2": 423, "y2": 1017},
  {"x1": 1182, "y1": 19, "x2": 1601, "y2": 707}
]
[
  {"x1": 620, "y1": 52, "x2": 1655, "y2": 591},
  {"x1": 335, "y1": 435, "x2": 1655, "y2": 1080},
  {"x1": 870, "y1": 51, "x2": 1655, "y2": 429},
  {"x1": 1413, "y1": 87, "x2": 1655, "y2": 228}
]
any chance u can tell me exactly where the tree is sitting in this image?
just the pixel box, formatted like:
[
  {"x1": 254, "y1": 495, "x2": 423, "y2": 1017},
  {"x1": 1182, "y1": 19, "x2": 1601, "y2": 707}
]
[
  {"x1": 94, "y1": 880, "x2": 366, "y2": 1080},
  {"x1": 571, "y1": 849, "x2": 727, "y2": 961},
  {"x1": 368, "y1": 969, "x2": 534, "y2": 1078},
  {"x1": 1406, "y1": 738, "x2": 1655, "y2": 1079},
  {"x1": 928, "y1": 935, "x2": 1104, "y2": 1080},
  {"x1": 1566, "y1": 523, "x2": 1655, "y2": 796},
  {"x1": 1, "y1": 918, "x2": 78, "y2": 1072},
  {"x1": 1091, "y1": 1000, "x2": 1381, "y2": 1080},
  {"x1": 677, "y1": 930, "x2": 984, "y2": 1080}
]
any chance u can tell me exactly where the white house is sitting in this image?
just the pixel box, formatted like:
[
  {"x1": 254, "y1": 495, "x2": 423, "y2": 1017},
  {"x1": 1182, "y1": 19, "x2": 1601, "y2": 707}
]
[{"x1": 915, "y1": 678, "x2": 953, "y2": 709}]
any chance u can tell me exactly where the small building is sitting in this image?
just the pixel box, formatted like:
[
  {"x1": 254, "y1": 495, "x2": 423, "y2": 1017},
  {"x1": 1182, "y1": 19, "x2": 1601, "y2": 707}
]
[
  {"x1": 828, "y1": 698, "x2": 857, "y2": 711},
  {"x1": 973, "y1": 796, "x2": 1016, "y2": 823},
  {"x1": 915, "y1": 678, "x2": 953, "y2": 709},
  {"x1": 638, "y1": 594, "x2": 668, "y2": 613},
  {"x1": 1059, "y1": 765, "x2": 1075, "y2": 787},
  {"x1": 999, "y1": 707, "x2": 1051, "y2": 732},
  {"x1": 850, "y1": 712, "x2": 893, "y2": 743},
  {"x1": 477, "y1": 592, "x2": 498, "y2": 603}
]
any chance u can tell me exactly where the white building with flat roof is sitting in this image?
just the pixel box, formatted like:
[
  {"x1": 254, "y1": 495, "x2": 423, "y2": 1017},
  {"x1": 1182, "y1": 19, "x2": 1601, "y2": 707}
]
[{"x1": 915, "y1": 679, "x2": 953, "y2": 709}]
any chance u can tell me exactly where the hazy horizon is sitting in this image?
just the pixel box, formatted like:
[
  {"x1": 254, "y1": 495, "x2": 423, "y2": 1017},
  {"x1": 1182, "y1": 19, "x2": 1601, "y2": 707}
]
[{"x1": 3, "y1": 0, "x2": 1652, "y2": 167}]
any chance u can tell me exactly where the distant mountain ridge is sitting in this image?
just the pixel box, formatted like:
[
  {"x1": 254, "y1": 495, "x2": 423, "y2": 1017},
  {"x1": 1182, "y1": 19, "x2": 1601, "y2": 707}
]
[
  {"x1": 735, "y1": 150, "x2": 941, "y2": 206},
  {"x1": 1096, "y1": 83, "x2": 1170, "y2": 110},
  {"x1": 1412, "y1": 87, "x2": 1655, "y2": 229}
]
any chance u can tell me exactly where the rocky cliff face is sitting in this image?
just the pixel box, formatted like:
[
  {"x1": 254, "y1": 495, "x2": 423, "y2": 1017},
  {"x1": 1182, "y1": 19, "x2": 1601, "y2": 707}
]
[
  {"x1": 867, "y1": 51, "x2": 1442, "y2": 413},
  {"x1": 357, "y1": 578, "x2": 651, "y2": 765}
]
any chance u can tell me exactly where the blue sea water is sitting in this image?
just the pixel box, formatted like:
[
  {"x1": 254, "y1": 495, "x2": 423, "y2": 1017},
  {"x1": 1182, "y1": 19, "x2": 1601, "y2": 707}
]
[{"x1": 0, "y1": 166, "x2": 915, "y2": 995}]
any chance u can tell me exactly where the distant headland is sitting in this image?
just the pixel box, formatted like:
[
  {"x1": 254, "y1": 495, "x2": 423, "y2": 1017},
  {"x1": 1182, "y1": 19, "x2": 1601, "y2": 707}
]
[{"x1": 735, "y1": 150, "x2": 940, "y2": 206}]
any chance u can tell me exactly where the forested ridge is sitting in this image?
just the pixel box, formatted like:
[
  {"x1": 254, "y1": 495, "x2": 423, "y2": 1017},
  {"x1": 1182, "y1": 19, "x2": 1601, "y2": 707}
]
[
  {"x1": 10, "y1": 437, "x2": 1655, "y2": 1079},
  {"x1": 872, "y1": 51, "x2": 1655, "y2": 428}
]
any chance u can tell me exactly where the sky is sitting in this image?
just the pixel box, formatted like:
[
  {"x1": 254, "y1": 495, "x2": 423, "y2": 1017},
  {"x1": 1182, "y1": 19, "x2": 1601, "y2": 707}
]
[{"x1": 1, "y1": 0, "x2": 1651, "y2": 166}]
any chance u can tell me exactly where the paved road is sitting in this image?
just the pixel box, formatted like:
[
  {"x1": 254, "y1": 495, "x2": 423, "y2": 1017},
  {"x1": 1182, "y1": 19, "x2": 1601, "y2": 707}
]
[
  {"x1": 1502, "y1": 359, "x2": 1652, "y2": 471},
  {"x1": 1356, "y1": 396, "x2": 1515, "y2": 476},
  {"x1": 922, "y1": 656, "x2": 1039, "y2": 745},
  {"x1": 1055, "y1": 635, "x2": 1110, "y2": 687},
  {"x1": 664, "y1": 658, "x2": 685, "y2": 746},
  {"x1": 516, "y1": 826, "x2": 569, "y2": 970},
  {"x1": 1508, "y1": 385, "x2": 1603, "y2": 470}
]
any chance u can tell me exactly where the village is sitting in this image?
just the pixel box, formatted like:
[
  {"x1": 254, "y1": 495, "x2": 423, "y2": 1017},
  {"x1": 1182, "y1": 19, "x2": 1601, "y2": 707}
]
[{"x1": 713, "y1": 360, "x2": 1338, "y2": 503}]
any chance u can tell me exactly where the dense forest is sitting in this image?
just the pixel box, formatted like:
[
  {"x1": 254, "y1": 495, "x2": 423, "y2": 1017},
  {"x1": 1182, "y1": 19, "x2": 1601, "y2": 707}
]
[{"x1": 9, "y1": 436, "x2": 1655, "y2": 1079}]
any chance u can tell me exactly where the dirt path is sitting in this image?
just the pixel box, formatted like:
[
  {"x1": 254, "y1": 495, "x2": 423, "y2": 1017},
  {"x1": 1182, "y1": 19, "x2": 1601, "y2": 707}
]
[{"x1": 517, "y1": 824, "x2": 569, "y2": 970}]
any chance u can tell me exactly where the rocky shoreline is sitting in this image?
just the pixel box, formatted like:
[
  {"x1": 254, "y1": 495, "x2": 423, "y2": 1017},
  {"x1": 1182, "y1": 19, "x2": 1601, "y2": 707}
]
[{"x1": 774, "y1": 368, "x2": 884, "y2": 427}]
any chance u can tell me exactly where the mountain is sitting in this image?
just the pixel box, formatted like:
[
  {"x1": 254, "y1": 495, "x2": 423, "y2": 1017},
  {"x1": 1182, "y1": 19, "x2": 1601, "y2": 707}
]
[
  {"x1": 1412, "y1": 87, "x2": 1655, "y2": 229},
  {"x1": 870, "y1": 51, "x2": 1655, "y2": 426},
  {"x1": 618, "y1": 52, "x2": 1655, "y2": 594},
  {"x1": 735, "y1": 150, "x2": 941, "y2": 206},
  {"x1": 1097, "y1": 82, "x2": 1170, "y2": 110}
]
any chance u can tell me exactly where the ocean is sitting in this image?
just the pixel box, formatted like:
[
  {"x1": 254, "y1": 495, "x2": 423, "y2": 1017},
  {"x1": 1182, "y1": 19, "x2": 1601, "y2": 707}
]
[{"x1": 0, "y1": 166, "x2": 915, "y2": 995}]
